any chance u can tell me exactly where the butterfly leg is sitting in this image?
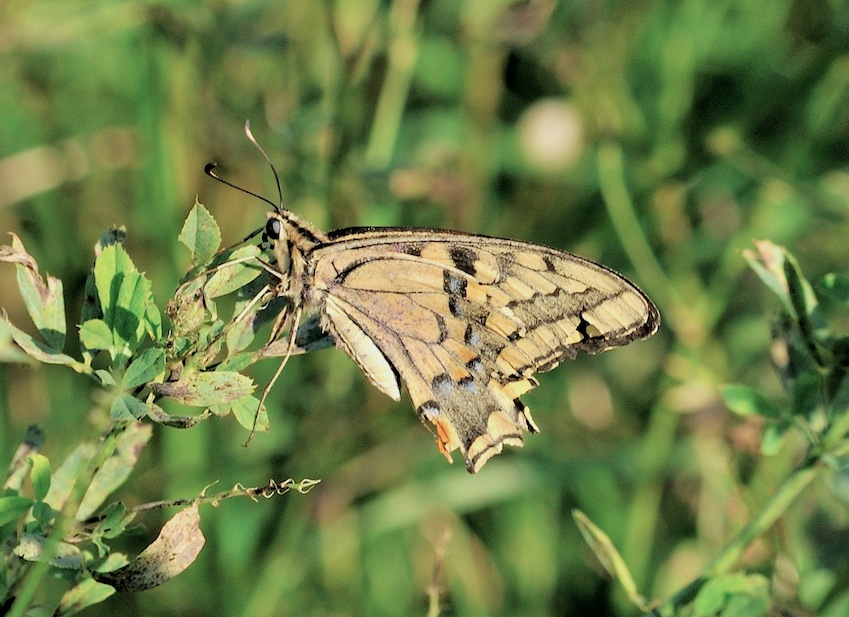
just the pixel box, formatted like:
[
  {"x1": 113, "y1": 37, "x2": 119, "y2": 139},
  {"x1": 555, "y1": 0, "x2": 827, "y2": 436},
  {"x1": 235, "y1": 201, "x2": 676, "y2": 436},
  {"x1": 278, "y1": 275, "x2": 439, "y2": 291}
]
[
  {"x1": 244, "y1": 303, "x2": 303, "y2": 447},
  {"x1": 192, "y1": 251, "x2": 290, "y2": 351},
  {"x1": 177, "y1": 254, "x2": 267, "y2": 291},
  {"x1": 229, "y1": 284, "x2": 272, "y2": 324},
  {"x1": 201, "y1": 252, "x2": 287, "y2": 289}
]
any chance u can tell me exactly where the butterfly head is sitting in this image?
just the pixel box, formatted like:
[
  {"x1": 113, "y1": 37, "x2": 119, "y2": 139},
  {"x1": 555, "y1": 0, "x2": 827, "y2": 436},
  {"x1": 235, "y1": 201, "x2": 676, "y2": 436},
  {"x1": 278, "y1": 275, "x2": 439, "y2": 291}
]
[
  {"x1": 262, "y1": 213, "x2": 284, "y2": 245},
  {"x1": 261, "y1": 210, "x2": 329, "y2": 296},
  {"x1": 264, "y1": 210, "x2": 327, "y2": 251}
]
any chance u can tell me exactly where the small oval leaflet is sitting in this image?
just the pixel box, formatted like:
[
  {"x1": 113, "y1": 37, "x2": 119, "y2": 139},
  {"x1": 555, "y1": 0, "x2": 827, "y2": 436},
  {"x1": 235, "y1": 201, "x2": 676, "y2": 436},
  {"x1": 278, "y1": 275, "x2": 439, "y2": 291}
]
[{"x1": 152, "y1": 371, "x2": 255, "y2": 407}]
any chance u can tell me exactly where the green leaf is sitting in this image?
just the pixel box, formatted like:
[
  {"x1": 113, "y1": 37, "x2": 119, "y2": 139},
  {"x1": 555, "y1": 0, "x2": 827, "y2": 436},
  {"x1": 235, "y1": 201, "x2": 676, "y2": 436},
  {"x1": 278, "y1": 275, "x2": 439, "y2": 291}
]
[
  {"x1": 28, "y1": 453, "x2": 51, "y2": 501},
  {"x1": 152, "y1": 371, "x2": 255, "y2": 407},
  {"x1": 783, "y1": 256, "x2": 821, "y2": 323},
  {"x1": 225, "y1": 275, "x2": 280, "y2": 345},
  {"x1": 692, "y1": 573, "x2": 769, "y2": 617},
  {"x1": 44, "y1": 443, "x2": 96, "y2": 511},
  {"x1": 79, "y1": 319, "x2": 113, "y2": 352},
  {"x1": 122, "y1": 348, "x2": 166, "y2": 390},
  {"x1": 95, "y1": 369, "x2": 116, "y2": 386},
  {"x1": 744, "y1": 242, "x2": 828, "y2": 355},
  {"x1": 92, "y1": 244, "x2": 157, "y2": 362},
  {"x1": 572, "y1": 510, "x2": 647, "y2": 611},
  {"x1": 225, "y1": 310, "x2": 261, "y2": 354},
  {"x1": 147, "y1": 402, "x2": 210, "y2": 429},
  {"x1": 5, "y1": 318, "x2": 84, "y2": 369},
  {"x1": 77, "y1": 423, "x2": 152, "y2": 521},
  {"x1": 56, "y1": 578, "x2": 116, "y2": 617},
  {"x1": 820, "y1": 273, "x2": 849, "y2": 305},
  {"x1": 178, "y1": 202, "x2": 222, "y2": 266},
  {"x1": 226, "y1": 395, "x2": 269, "y2": 433},
  {"x1": 113, "y1": 273, "x2": 148, "y2": 345},
  {"x1": 721, "y1": 385, "x2": 783, "y2": 419},
  {"x1": 92, "y1": 552, "x2": 130, "y2": 573},
  {"x1": 94, "y1": 502, "x2": 136, "y2": 540},
  {"x1": 95, "y1": 506, "x2": 205, "y2": 592},
  {"x1": 784, "y1": 257, "x2": 830, "y2": 364},
  {"x1": 204, "y1": 245, "x2": 264, "y2": 298},
  {"x1": 13, "y1": 532, "x2": 84, "y2": 569},
  {"x1": 31, "y1": 501, "x2": 54, "y2": 525},
  {"x1": 761, "y1": 421, "x2": 791, "y2": 456},
  {"x1": 215, "y1": 351, "x2": 255, "y2": 373},
  {"x1": 0, "y1": 232, "x2": 66, "y2": 350},
  {"x1": 4, "y1": 425, "x2": 46, "y2": 491},
  {"x1": 145, "y1": 300, "x2": 163, "y2": 342},
  {"x1": 93, "y1": 243, "x2": 130, "y2": 317},
  {"x1": 792, "y1": 371, "x2": 823, "y2": 419},
  {"x1": 110, "y1": 393, "x2": 151, "y2": 421},
  {"x1": 0, "y1": 495, "x2": 34, "y2": 527},
  {"x1": 744, "y1": 241, "x2": 795, "y2": 315},
  {"x1": 0, "y1": 317, "x2": 31, "y2": 363},
  {"x1": 81, "y1": 227, "x2": 127, "y2": 327}
]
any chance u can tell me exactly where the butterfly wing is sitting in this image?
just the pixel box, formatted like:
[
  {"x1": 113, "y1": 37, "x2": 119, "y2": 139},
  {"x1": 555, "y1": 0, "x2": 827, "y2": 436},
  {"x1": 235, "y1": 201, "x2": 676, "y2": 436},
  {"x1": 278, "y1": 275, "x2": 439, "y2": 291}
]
[{"x1": 307, "y1": 228, "x2": 660, "y2": 473}]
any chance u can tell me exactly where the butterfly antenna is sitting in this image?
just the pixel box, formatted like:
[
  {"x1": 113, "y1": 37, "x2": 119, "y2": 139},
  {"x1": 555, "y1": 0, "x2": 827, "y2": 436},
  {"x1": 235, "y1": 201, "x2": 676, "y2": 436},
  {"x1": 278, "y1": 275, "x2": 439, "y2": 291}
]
[
  {"x1": 204, "y1": 162, "x2": 279, "y2": 211},
  {"x1": 243, "y1": 120, "x2": 285, "y2": 213}
]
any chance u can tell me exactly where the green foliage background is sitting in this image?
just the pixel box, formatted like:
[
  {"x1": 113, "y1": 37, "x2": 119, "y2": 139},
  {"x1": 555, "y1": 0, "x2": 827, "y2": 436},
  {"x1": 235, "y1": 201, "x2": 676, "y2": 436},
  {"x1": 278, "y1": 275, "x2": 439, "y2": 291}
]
[{"x1": 2, "y1": 0, "x2": 849, "y2": 615}]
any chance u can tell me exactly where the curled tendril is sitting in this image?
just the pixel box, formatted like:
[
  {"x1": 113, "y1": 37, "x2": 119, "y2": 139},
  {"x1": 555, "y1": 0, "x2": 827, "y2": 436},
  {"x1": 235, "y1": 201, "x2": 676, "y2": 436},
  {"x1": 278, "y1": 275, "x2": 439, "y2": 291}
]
[{"x1": 233, "y1": 478, "x2": 322, "y2": 501}]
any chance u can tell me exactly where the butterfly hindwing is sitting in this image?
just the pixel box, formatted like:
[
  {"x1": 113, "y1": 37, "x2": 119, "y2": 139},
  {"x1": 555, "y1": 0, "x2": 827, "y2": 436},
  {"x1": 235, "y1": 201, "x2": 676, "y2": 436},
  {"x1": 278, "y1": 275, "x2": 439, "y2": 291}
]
[{"x1": 307, "y1": 228, "x2": 659, "y2": 472}]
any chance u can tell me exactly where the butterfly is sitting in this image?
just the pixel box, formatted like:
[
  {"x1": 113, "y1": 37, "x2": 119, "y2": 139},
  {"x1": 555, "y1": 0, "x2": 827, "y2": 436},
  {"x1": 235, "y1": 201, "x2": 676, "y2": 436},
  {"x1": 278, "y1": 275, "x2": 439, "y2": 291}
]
[{"x1": 210, "y1": 124, "x2": 660, "y2": 473}]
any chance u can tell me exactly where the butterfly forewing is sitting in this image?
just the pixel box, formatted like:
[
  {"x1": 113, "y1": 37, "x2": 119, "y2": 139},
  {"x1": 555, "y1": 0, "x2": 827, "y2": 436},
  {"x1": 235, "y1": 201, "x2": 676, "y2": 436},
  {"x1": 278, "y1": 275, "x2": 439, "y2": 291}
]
[{"x1": 303, "y1": 227, "x2": 659, "y2": 473}]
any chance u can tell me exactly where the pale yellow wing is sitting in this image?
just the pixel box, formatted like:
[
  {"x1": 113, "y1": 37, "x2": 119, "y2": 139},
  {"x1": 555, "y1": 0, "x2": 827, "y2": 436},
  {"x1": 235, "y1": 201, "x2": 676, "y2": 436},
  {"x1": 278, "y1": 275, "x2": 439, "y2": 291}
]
[{"x1": 308, "y1": 228, "x2": 659, "y2": 473}]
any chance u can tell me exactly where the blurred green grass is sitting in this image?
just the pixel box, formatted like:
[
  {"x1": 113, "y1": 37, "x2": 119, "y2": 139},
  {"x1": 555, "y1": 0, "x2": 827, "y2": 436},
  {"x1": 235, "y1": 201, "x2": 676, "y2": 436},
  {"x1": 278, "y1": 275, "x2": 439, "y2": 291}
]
[{"x1": 2, "y1": 0, "x2": 849, "y2": 615}]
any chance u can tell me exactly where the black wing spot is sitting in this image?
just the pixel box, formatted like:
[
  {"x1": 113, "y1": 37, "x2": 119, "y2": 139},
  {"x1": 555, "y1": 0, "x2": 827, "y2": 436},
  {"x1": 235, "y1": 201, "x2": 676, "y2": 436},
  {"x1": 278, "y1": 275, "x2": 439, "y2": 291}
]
[
  {"x1": 443, "y1": 271, "x2": 468, "y2": 296},
  {"x1": 435, "y1": 314, "x2": 448, "y2": 343},
  {"x1": 417, "y1": 400, "x2": 440, "y2": 419},
  {"x1": 576, "y1": 313, "x2": 599, "y2": 341},
  {"x1": 458, "y1": 376, "x2": 476, "y2": 392},
  {"x1": 431, "y1": 373, "x2": 452, "y2": 390},
  {"x1": 449, "y1": 246, "x2": 477, "y2": 276},
  {"x1": 466, "y1": 356, "x2": 484, "y2": 374}
]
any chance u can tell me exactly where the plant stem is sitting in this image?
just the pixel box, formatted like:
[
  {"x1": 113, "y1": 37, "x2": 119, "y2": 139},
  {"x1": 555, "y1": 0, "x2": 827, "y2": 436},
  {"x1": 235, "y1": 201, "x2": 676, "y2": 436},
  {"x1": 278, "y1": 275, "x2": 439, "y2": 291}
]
[
  {"x1": 823, "y1": 406, "x2": 849, "y2": 453},
  {"x1": 597, "y1": 140, "x2": 675, "y2": 310},
  {"x1": 363, "y1": 0, "x2": 421, "y2": 169},
  {"x1": 652, "y1": 454, "x2": 823, "y2": 616},
  {"x1": 706, "y1": 455, "x2": 820, "y2": 575},
  {"x1": 7, "y1": 421, "x2": 127, "y2": 616},
  {"x1": 621, "y1": 404, "x2": 680, "y2": 598}
]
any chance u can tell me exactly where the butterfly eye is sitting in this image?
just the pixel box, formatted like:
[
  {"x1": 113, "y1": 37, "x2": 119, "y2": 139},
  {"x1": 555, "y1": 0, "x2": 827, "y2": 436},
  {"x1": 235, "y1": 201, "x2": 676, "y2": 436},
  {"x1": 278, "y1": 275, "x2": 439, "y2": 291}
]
[{"x1": 265, "y1": 217, "x2": 282, "y2": 241}]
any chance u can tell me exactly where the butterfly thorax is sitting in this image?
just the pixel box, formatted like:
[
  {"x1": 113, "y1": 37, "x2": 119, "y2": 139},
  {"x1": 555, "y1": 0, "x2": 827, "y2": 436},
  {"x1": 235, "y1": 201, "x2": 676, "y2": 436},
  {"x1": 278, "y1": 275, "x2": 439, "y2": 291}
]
[{"x1": 266, "y1": 210, "x2": 328, "y2": 301}]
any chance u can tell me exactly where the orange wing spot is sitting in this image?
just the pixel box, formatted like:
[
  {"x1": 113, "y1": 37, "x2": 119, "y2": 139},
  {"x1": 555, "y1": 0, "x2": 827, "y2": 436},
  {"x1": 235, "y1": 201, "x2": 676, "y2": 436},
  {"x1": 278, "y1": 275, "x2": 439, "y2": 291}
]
[{"x1": 433, "y1": 417, "x2": 456, "y2": 462}]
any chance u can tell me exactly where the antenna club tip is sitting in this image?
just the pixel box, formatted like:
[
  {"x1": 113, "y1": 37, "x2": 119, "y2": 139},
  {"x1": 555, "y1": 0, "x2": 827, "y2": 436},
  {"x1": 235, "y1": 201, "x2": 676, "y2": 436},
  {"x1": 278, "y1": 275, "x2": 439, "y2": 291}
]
[{"x1": 204, "y1": 124, "x2": 284, "y2": 212}]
